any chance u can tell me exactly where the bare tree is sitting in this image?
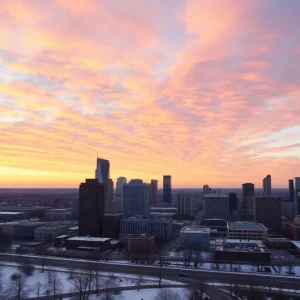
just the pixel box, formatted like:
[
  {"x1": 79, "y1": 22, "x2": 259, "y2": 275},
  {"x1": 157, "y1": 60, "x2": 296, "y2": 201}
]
[
  {"x1": 136, "y1": 273, "x2": 144, "y2": 290},
  {"x1": 102, "y1": 274, "x2": 118, "y2": 300},
  {"x1": 68, "y1": 267, "x2": 75, "y2": 279},
  {"x1": 0, "y1": 268, "x2": 2, "y2": 293},
  {"x1": 193, "y1": 251, "x2": 200, "y2": 268},
  {"x1": 9, "y1": 272, "x2": 29, "y2": 300},
  {"x1": 35, "y1": 282, "x2": 43, "y2": 300},
  {"x1": 186, "y1": 288, "x2": 204, "y2": 300},
  {"x1": 155, "y1": 288, "x2": 182, "y2": 300},
  {"x1": 47, "y1": 270, "x2": 62, "y2": 299},
  {"x1": 287, "y1": 264, "x2": 295, "y2": 275},
  {"x1": 71, "y1": 272, "x2": 89, "y2": 300},
  {"x1": 20, "y1": 263, "x2": 34, "y2": 276}
]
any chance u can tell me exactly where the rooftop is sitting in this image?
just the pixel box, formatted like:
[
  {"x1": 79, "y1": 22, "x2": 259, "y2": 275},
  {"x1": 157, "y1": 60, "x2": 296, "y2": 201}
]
[
  {"x1": 215, "y1": 239, "x2": 269, "y2": 253},
  {"x1": 181, "y1": 226, "x2": 210, "y2": 234},
  {"x1": 291, "y1": 241, "x2": 300, "y2": 249},
  {"x1": 204, "y1": 194, "x2": 228, "y2": 198},
  {"x1": 67, "y1": 236, "x2": 111, "y2": 242},
  {"x1": 228, "y1": 222, "x2": 267, "y2": 231},
  {"x1": 0, "y1": 212, "x2": 25, "y2": 215}
]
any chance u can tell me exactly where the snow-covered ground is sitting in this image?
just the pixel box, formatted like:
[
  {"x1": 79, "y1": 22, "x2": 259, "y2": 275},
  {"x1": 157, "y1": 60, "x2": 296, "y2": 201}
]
[
  {"x1": 87, "y1": 288, "x2": 189, "y2": 300},
  {"x1": 0, "y1": 264, "x2": 184, "y2": 298}
]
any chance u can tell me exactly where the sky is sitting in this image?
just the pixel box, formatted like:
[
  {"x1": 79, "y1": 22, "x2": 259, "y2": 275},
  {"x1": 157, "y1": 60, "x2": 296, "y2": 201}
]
[{"x1": 1, "y1": 0, "x2": 300, "y2": 188}]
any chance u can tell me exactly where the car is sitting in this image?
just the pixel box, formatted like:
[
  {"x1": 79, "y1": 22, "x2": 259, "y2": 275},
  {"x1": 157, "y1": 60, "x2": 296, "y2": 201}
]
[{"x1": 178, "y1": 273, "x2": 186, "y2": 277}]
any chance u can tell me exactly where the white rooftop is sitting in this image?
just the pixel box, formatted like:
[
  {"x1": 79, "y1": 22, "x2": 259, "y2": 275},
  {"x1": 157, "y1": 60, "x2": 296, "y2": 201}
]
[
  {"x1": 0, "y1": 212, "x2": 24, "y2": 215},
  {"x1": 204, "y1": 194, "x2": 228, "y2": 198},
  {"x1": 68, "y1": 236, "x2": 111, "y2": 242},
  {"x1": 228, "y1": 222, "x2": 267, "y2": 231},
  {"x1": 291, "y1": 241, "x2": 300, "y2": 248},
  {"x1": 181, "y1": 226, "x2": 210, "y2": 234}
]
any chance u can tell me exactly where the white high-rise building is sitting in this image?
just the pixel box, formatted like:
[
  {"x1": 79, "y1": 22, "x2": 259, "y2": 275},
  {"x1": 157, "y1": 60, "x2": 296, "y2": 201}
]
[
  {"x1": 116, "y1": 177, "x2": 127, "y2": 197},
  {"x1": 177, "y1": 193, "x2": 193, "y2": 218}
]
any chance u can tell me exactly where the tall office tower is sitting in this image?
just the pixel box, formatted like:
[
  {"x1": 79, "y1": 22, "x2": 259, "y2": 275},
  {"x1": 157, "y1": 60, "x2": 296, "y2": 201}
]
[
  {"x1": 116, "y1": 177, "x2": 127, "y2": 197},
  {"x1": 123, "y1": 179, "x2": 150, "y2": 218},
  {"x1": 203, "y1": 185, "x2": 210, "y2": 196},
  {"x1": 253, "y1": 197, "x2": 282, "y2": 231},
  {"x1": 150, "y1": 180, "x2": 158, "y2": 204},
  {"x1": 177, "y1": 192, "x2": 193, "y2": 218},
  {"x1": 163, "y1": 175, "x2": 172, "y2": 203},
  {"x1": 229, "y1": 192, "x2": 238, "y2": 215},
  {"x1": 241, "y1": 183, "x2": 255, "y2": 209},
  {"x1": 294, "y1": 177, "x2": 300, "y2": 215},
  {"x1": 95, "y1": 158, "x2": 110, "y2": 211},
  {"x1": 108, "y1": 179, "x2": 114, "y2": 202},
  {"x1": 78, "y1": 179, "x2": 104, "y2": 236},
  {"x1": 95, "y1": 158, "x2": 110, "y2": 184},
  {"x1": 262, "y1": 175, "x2": 272, "y2": 196},
  {"x1": 289, "y1": 179, "x2": 295, "y2": 202}
]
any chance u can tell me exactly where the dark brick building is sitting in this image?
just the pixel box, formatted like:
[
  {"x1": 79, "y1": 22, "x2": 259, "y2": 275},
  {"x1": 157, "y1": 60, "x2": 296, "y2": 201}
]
[
  {"x1": 287, "y1": 216, "x2": 300, "y2": 240},
  {"x1": 253, "y1": 197, "x2": 282, "y2": 231},
  {"x1": 66, "y1": 236, "x2": 111, "y2": 251},
  {"x1": 78, "y1": 179, "x2": 104, "y2": 237},
  {"x1": 123, "y1": 235, "x2": 155, "y2": 254},
  {"x1": 102, "y1": 213, "x2": 123, "y2": 238}
]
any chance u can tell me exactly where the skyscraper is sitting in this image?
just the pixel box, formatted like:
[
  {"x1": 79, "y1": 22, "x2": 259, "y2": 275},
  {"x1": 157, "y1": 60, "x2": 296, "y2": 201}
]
[
  {"x1": 203, "y1": 185, "x2": 210, "y2": 196},
  {"x1": 150, "y1": 179, "x2": 158, "y2": 204},
  {"x1": 294, "y1": 177, "x2": 300, "y2": 215},
  {"x1": 177, "y1": 192, "x2": 192, "y2": 218},
  {"x1": 123, "y1": 179, "x2": 150, "y2": 218},
  {"x1": 78, "y1": 179, "x2": 105, "y2": 237},
  {"x1": 116, "y1": 177, "x2": 127, "y2": 197},
  {"x1": 163, "y1": 175, "x2": 172, "y2": 203},
  {"x1": 95, "y1": 158, "x2": 110, "y2": 185},
  {"x1": 262, "y1": 175, "x2": 272, "y2": 196},
  {"x1": 95, "y1": 158, "x2": 110, "y2": 211},
  {"x1": 289, "y1": 179, "x2": 295, "y2": 202},
  {"x1": 241, "y1": 183, "x2": 255, "y2": 209},
  {"x1": 108, "y1": 179, "x2": 114, "y2": 202},
  {"x1": 253, "y1": 196, "x2": 282, "y2": 231},
  {"x1": 229, "y1": 192, "x2": 238, "y2": 215}
]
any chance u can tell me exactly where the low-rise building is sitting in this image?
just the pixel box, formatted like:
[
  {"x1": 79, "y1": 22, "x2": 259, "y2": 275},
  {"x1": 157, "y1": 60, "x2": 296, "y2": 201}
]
[
  {"x1": 54, "y1": 235, "x2": 69, "y2": 248},
  {"x1": 214, "y1": 239, "x2": 270, "y2": 263},
  {"x1": 34, "y1": 224, "x2": 70, "y2": 242},
  {"x1": 45, "y1": 209, "x2": 73, "y2": 221},
  {"x1": 123, "y1": 235, "x2": 155, "y2": 254},
  {"x1": 120, "y1": 218, "x2": 172, "y2": 241},
  {"x1": 267, "y1": 238, "x2": 291, "y2": 250},
  {"x1": 291, "y1": 241, "x2": 300, "y2": 256},
  {"x1": 0, "y1": 212, "x2": 26, "y2": 222},
  {"x1": 200, "y1": 218, "x2": 227, "y2": 238},
  {"x1": 179, "y1": 226, "x2": 210, "y2": 250},
  {"x1": 1, "y1": 221, "x2": 45, "y2": 239},
  {"x1": 227, "y1": 222, "x2": 268, "y2": 241},
  {"x1": 66, "y1": 236, "x2": 111, "y2": 251}
]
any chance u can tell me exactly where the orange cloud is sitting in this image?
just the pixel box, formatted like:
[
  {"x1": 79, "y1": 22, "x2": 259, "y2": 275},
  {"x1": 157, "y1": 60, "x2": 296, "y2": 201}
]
[{"x1": 1, "y1": 0, "x2": 300, "y2": 188}]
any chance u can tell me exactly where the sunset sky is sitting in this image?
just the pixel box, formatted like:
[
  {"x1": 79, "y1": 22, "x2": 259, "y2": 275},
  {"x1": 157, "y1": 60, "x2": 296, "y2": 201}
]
[{"x1": 1, "y1": 0, "x2": 300, "y2": 188}]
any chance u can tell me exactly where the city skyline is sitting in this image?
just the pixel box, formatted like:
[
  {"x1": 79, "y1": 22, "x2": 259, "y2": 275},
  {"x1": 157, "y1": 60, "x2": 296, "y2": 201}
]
[{"x1": 1, "y1": 0, "x2": 300, "y2": 188}]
